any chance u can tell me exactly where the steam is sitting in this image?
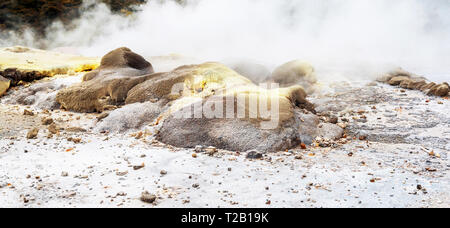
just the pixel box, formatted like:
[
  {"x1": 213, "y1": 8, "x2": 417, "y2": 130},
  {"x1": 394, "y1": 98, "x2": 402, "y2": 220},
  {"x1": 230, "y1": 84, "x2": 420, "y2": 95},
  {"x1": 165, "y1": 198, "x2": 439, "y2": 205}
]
[{"x1": 2, "y1": 0, "x2": 450, "y2": 82}]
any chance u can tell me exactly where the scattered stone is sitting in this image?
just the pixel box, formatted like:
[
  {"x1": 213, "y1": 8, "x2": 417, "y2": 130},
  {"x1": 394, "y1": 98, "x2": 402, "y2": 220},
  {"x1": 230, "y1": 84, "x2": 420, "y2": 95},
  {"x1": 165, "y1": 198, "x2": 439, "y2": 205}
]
[
  {"x1": 65, "y1": 127, "x2": 87, "y2": 133},
  {"x1": 192, "y1": 153, "x2": 198, "y2": 158},
  {"x1": 48, "y1": 123, "x2": 59, "y2": 134},
  {"x1": 26, "y1": 128, "x2": 39, "y2": 139},
  {"x1": 134, "y1": 131, "x2": 143, "y2": 139},
  {"x1": 192, "y1": 183, "x2": 200, "y2": 188},
  {"x1": 116, "y1": 192, "x2": 127, "y2": 197},
  {"x1": 68, "y1": 137, "x2": 82, "y2": 143},
  {"x1": 160, "y1": 170, "x2": 167, "y2": 175},
  {"x1": 328, "y1": 116, "x2": 338, "y2": 124},
  {"x1": 205, "y1": 146, "x2": 218, "y2": 155},
  {"x1": 23, "y1": 109, "x2": 34, "y2": 116},
  {"x1": 61, "y1": 172, "x2": 69, "y2": 177},
  {"x1": 133, "y1": 163, "x2": 145, "y2": 170},
  {"x1": 41, "y1": 117, "x2": 53, "y2": 125},
  {"x1": 140, "y1": 191, "x2": 157, "y2": 204},
  {"x1": 194, "y1": 145, "x2": 204, "y2": 153},
  {"x1": 246, "y1": 150, "x2": 263, "y2": 159},
  {"x1": 337, "y1": 123, "x2": 347, "y2": 129},
  {"x1": 116, "y1": 171, "x2": 128, "y2": 176},
  {"x1": 300, "y1": 143, "x2": 307, "y2": 149}
]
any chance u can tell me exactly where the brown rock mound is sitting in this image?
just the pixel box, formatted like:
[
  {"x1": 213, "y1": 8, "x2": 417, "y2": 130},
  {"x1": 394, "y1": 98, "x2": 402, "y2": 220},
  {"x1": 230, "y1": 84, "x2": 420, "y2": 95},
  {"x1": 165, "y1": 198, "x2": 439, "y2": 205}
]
[
  {"x1": 380, "y1": 68, "x2": 449, "y2": 97},
  {"x1": 56, "y1": 47, "x2": 154, "y2": 112}
]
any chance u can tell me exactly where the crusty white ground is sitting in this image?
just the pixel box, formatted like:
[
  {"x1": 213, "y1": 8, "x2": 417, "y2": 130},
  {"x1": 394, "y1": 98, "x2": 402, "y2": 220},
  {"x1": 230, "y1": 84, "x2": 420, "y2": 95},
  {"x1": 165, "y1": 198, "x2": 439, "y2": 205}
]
[{"x1": 0, "y1": 78, "x2": 448, "y2": 208}]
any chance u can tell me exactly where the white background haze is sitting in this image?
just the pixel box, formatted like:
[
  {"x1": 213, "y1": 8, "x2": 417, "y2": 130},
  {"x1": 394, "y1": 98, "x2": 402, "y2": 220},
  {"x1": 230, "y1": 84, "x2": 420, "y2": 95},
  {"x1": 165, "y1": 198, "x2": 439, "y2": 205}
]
[{"x1": 1, "y1": 0, "x2": 449, "y2": 82}]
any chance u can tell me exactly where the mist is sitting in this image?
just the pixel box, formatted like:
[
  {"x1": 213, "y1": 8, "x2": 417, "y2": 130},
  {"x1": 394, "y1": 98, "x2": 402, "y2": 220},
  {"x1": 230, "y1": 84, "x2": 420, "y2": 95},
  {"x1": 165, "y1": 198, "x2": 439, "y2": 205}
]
[{"x1": 2, "y1": 0, "x2": 450, "y2": 82}]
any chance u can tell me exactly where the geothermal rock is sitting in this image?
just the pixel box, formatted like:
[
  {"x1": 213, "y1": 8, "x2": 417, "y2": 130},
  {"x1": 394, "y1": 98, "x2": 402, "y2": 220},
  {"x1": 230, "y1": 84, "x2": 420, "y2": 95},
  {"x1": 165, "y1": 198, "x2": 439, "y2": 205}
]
[
  {"x1": 297, "y1": 112, "x2": 320, "y2": 145},
  {"x1": 388, "y1": 76, "x2": 411, "y2": 86},
  {"x1": 95, "y1": 101, "x2": 163, "y2": 132},
  {"x1": 0, "y1": 76, "x2": 10, "y2": 96},
  {"x1": 0, "y1": 46, "x2": 99, "y2": 85},
  {"x1": 82, "y1": 47, "x2": 153, "y2": 81},
  {"x1": 155, "y1": 95, "x2": 303, "y2": 152},
  {"x1": 56, "y1": 47, "x2": 155, "y2": 112},
  {"x1": 380, "y1": 68, "x2": 449, "y2": 97},
  {"x1": 270, "y1": 60, "x2": 317, "y2": 94},
  {"x1": 125, "y1": 62, "x2": 316, "y2": 152},
  {"x1": 428, "y1": 83, "x2": 450, "y2": 97},
  {"x1": 317, "y1": 123, "x2": 344, "y2": 140},
  {"x1": 126, "y1": 62, "x2": 253, "y2": 105}
]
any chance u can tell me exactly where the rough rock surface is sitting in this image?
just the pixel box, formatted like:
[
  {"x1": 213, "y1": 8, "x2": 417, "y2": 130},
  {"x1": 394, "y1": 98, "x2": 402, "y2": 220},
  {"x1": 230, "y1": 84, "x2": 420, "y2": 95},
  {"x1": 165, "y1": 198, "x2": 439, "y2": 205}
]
[
  {"x1": 0, "y1": 76, "x2": 10, "y2": 96},
  {"x1": 126, "y1": 62, "x2": 318, "y2": 152},
  {"x1": 270, "y1": 60, "x2": 318, "y2": 94},
  {"x1": 1, "y1": 65, "x2": 448, "y2": 207},
  {"x1": 379, "y1": 68, "x2": 449, "y2": 97},
  {"x1": 56, "y1": 47, "x2": 154, "y2": 112},
  {"x1": 95, "y1": 101, "x2": 163, "y2": 132}
]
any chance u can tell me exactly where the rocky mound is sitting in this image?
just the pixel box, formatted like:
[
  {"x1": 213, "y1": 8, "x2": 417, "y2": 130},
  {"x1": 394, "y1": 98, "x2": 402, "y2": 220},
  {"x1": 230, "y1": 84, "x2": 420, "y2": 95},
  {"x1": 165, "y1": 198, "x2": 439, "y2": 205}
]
[
  {"x1": 122, "y1": 61, "x2": 318, "y2": 152},
  {"x1": 56, "y1": 47, "x2": 154, "y2": 112},
  {"x1": 379, "y1": 68, "x2": 449, "y2": 97},
  {"x1": 6, "y1": 47, "x2": 339, "y2": 152}
]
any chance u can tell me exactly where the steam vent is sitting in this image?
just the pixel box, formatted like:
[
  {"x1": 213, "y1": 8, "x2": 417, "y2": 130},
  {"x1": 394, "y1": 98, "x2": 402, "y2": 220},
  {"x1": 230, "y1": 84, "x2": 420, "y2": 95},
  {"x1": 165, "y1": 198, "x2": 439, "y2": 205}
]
[{"x1": 0, "y1": 0, "x2": 449, "y2": 209}]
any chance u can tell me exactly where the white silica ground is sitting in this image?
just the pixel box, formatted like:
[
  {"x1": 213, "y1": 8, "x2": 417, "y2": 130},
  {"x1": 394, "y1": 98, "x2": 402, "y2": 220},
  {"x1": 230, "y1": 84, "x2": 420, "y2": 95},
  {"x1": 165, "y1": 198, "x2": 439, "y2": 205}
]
[{"x1": 0, "y1": 71, "x2": 448, "y2": 208}]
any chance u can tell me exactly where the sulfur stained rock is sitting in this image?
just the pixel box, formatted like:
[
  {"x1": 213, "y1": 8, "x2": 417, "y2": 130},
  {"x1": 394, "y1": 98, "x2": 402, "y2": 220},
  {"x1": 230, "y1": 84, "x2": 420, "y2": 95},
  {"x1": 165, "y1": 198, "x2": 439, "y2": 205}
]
[
  {"x1": 56, "y1": 47, "x2": 154, "y2": 112},
  {"x1": 139, "y1": 62, "x2": 317, "y2": 152},
  {"x1": 0, "y1": 76, "x2": 10, "y2": 96},
  {"x1": 126, "y1": 62, "x2": 252, "y2": 105}
]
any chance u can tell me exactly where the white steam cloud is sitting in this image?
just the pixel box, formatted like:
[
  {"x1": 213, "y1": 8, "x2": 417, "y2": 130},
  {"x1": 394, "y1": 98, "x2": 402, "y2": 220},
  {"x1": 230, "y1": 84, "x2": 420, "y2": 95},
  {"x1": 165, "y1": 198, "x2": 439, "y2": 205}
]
[{"x1": 2, "y1": 0, "x2": 450, "y2": 82}]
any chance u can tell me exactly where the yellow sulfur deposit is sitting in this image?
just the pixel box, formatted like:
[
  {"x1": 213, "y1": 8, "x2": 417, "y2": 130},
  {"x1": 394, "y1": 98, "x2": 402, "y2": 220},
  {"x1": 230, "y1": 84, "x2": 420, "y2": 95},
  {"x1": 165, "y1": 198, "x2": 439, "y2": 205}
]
[{"x1": 0, "y1": 46, "x2": 100, "y2": 76}]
